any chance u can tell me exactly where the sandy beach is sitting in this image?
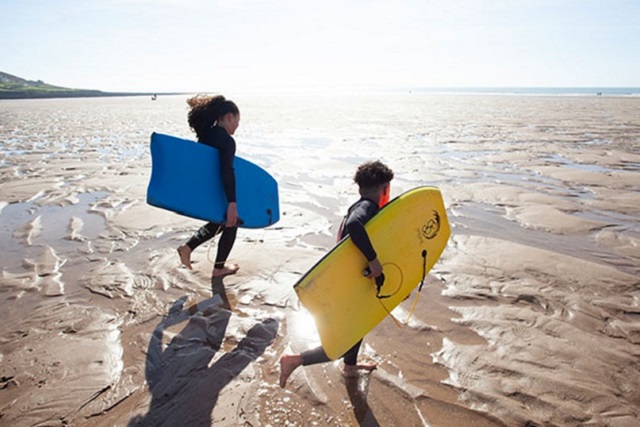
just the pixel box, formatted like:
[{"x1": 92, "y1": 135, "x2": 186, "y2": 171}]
[{"x1": 1, "y1": 92, "x2": 639, "y2": 426}]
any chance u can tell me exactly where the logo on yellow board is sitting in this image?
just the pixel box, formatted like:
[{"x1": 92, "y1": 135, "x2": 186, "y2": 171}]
[{"x1": 418, "y1": 210, "x2": 441, "y2": 242}]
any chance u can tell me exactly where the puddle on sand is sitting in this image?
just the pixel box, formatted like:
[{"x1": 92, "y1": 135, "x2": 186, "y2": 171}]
[
  {"x1": 0, "y1": 191, "x2": 111, "y2": 299},
  {"x1": 0, "y1": 191, "x2": 109, "y2": 247}
]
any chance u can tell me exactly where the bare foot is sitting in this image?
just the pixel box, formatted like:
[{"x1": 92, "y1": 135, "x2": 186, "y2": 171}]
[
  {"x1": 212, "y1": 263, "x2": 239, "y2": 278},
  {"x1": 343, "y1": 362, "x2": 377, "y2": 377},
  {"x1": 177, "y1": 245, "x2": 192, "y2": 270},
  {"x1": 279, "y1": 354, "x2": 302, "y2": 388}
]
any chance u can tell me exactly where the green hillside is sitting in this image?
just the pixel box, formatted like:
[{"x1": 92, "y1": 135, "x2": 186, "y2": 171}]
[
  {"x1": 0, "y1": 71, "x2": 106, "y2": 99},
  {"x1": 0, "y1": 71, "x2": 168, "y2": 99}
]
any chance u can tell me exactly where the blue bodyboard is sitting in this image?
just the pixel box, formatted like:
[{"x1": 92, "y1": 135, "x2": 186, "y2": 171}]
[{"x1": 147, "y1": 132, "x2": 279, "y2": 228}]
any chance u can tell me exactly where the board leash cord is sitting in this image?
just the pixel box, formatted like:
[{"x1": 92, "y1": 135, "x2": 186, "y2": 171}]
[{"x1": 378, "y1": 250, "x2": 428, "y2": 328}]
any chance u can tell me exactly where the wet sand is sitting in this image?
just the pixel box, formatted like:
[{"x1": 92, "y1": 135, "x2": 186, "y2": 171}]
[{"x1": 0, "y1": 93, "x2": 639, "y2": 426}]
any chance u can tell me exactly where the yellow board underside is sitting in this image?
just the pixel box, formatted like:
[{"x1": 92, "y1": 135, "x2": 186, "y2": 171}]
[{"x1": 294, "y1": 186, "x2": 451, "y2": 359}]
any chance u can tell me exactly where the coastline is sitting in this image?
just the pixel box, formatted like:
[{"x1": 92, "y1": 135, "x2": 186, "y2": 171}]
[
  {"x1": 0, "y1": 70, "x2": 187, "y2": 100},
  {"x1": 0, "y1": 91, "x2": 187, "y2": 100},
  {"x1": 4, "y1": 83, "x2": 640, "y2": 101}
]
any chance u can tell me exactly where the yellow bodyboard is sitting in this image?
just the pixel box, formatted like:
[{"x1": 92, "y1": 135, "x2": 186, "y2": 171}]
[{"x1": 294, "y1": 186, "x2": 450, "y2": 359}]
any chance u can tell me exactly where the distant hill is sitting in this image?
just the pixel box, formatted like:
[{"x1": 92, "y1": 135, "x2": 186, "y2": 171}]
[{"x1": 0, "y1": 71, "x2": 174, "y2": 99}]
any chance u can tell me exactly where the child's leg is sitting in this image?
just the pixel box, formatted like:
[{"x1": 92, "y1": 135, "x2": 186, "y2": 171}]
[
  {"x1": 178, "y1": 223, "x2": 223, "y2": 269},
  {"x1": 342, "y1": 339, "x2": 376, "y2": 376},
  {"x1": 213, "y1": 226, "x2": 239, "y2": 277},
  {"x1": 279, "y1": 354, "x2": 302, "y2": 388},
  {"x1": 280, "y1": 347, "x2": 331, "y2": 388}
]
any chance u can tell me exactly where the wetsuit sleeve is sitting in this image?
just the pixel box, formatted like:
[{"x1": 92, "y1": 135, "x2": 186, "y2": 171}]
[
  {"x1": 344, "y1": 201, "x2": 378, "y2": 262},
  {"x1": 219, "y1": 136, "x2": 237, "y2": 203}
]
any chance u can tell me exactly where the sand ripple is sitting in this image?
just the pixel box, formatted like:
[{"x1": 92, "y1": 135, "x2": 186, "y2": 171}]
[
  {"x1": 1, "y1": 94, "x2": 639, "y2": 426},
  {"x1": 437, "y1": 235, "x2": 640, "y2": 425},
  {"x1": 0, "y1": 301, "x2": 123, "y2": 426}
]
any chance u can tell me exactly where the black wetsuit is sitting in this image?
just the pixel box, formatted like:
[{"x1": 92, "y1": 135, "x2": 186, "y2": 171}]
[
  {"x1": 185, "y1": 126, "x2": 238, "y2": 268},
  {"x1": 301, "y1": 197, "x2": 380, "y2": 366}
]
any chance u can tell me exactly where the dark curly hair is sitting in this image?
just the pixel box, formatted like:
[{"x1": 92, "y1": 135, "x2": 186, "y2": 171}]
[
  {"x1": 187, "y1": 94, "x2": 239, "y2": 141},
  {"x1": 354, "y1": 160, "x2": 394, "y2": 190}
]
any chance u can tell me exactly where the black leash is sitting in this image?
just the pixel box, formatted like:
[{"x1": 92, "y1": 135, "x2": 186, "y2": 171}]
[{"x1": 368, "y1": 250, "x2": 429, "y2": 328}]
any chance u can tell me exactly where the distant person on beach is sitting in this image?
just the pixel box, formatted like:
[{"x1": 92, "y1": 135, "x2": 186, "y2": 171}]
[
  {"x1": 279, "y1": 160, "x2": 394, "y2": 387},
  {"x1": 177, "y1": 94, "x2": 241, "y2": 278}
]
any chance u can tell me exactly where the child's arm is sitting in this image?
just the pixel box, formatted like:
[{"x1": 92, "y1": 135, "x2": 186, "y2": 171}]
[
  {"x1": 344, "y1": 202, "x2": 382, "y2": 276},
  {"x1": 219, "y1": 135, "x2": 237, "y2": 226}
]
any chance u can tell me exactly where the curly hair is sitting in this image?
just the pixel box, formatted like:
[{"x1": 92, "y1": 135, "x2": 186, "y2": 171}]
[
  {"x1": 354, "y1": 160, "x2": 394, "y2": 190},
  {"x1": 187, "y1": 94, "x2": 239, "y2": 141}
]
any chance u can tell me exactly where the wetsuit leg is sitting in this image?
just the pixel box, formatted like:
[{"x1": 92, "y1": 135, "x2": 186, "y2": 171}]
[
  {"x1": 341, "y1": 339, "x2": 362, "y2": 366},
  {"x1": 214, "y1": 226, "x2": 238, "y2": 269},
  {"x1": 301, "y1": 339, "x2": 362, "y2": 366},
  {"x1": 186, "y1": 222, "x2": 223, "y2": 251},
  {"x1": 301, "y1": 347, "x2": 331, "y2": 366}
]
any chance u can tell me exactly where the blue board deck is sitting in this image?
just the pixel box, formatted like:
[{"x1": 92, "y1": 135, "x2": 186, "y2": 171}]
[{"x1": 147, "y1": 132, "x2": 279, "y2": 228}]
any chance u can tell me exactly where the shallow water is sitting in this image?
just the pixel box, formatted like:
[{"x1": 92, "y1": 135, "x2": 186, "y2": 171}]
[{"x1": 1, "y1": 93, "x2": 639, "y2": 426}]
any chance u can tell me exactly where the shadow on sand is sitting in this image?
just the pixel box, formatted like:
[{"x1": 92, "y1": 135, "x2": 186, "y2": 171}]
[{"x1": 129, "y1": 277, "x2": 278, "y2": 426}]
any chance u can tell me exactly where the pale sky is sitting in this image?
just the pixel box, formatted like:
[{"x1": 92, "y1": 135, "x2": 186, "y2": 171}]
[{"x1": 2, "y1": 0, "x2": 639, "y2": 93}]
